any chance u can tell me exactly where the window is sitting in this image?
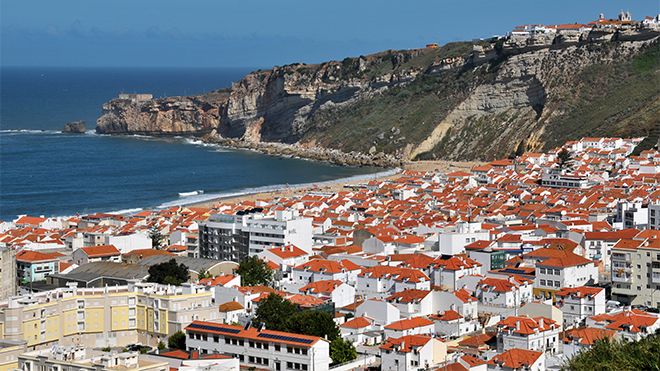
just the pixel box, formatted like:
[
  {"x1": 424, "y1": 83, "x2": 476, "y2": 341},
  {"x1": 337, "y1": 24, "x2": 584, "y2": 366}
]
[
  {"x1": 540, "y1": 279, "x2": 546, "y2": 286},
  {"x1": 275, "y1": 344, "x2": 281, "y2": 351},
  {"x1": 540, "y1": 268, "x2": 546, "y2": 274},
  {"x1": 554, "y1": 281, "x2": 561, "y2": 287},
  {"x1": 213, "y1": 336, "x2": 219, "y2": 343},
  {"x1": 554, "y1": 269, "x2": 560, "y2": 275}
]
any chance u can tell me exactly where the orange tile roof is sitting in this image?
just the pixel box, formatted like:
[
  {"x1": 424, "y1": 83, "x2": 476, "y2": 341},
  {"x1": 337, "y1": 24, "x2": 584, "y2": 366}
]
[
  {"x1": 16, "y1": 250, "x2": 63, "y2": 263},
  {"x1": 379, "y1": 334, "x2": 433, "y2": 353},
  {"x1": 123, "y1": 248, "x2": 173, "y2": 258},
  {"x1": 340, "y1": 316, "x2": 372, "y2": 329},
  {"x1": 267, "y1": 245, "x2": 308, "y2": 259},
  {"x1": 384, "y1": 316, "x2": 434, "y2": 330},
  {"x1": 386, "y1": 289, "x2": 431, "y2": 303},
  {"x1": 218, "y1": 301, "x2": 244, "y2": 312},
  {"x1": 497, "y1": 315, "x2": 557, "y2": 335},
  {"x1": 556, "y1": 286, "x2": 603, "y2": 299},
  {"x1": 80, "y1": 245, "x2": 120, "y2": 257},
  {"x1": 299, "y1": 279, "x2": 343, "y2": 294},
  {"x1": 429, "y1": 310, "x2": 463, "y2": 322},
  {"x1": 487, "y1": 348, "x2": 542, "y2": 369},
  {"x1": 563, "y1": 327, "x2": 615, "y2": 345}
]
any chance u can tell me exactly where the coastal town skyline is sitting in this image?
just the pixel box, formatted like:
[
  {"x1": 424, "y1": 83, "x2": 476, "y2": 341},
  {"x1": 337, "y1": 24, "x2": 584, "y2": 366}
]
[
  {"x1": 1, "y1": 0, "x2": 658, "y2": 67},
  {"x1": 1, "y1": 3, "x2": 659, "y2": 370}
]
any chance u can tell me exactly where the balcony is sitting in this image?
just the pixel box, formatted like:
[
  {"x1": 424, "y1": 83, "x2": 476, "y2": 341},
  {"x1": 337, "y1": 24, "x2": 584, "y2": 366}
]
[
  {"x1": 612, "y1": 274, "x2": 632, "y2": 283},
  {"x1": 652, "y1": 273, "x2": 660, "y2": 284}
]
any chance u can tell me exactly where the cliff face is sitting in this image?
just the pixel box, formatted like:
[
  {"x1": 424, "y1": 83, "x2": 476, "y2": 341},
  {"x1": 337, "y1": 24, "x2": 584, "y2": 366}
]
[{"x1": 97, "y1": 34, "x2": 659, "y2": 162}]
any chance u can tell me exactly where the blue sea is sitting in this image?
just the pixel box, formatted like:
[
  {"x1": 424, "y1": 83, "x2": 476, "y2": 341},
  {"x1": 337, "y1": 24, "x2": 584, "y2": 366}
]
[{"x1": 0, "y1": 67, "x2": 380, "y2": 220}]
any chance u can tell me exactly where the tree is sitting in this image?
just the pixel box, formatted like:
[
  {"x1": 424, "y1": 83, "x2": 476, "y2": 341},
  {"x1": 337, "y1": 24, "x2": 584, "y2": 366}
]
[
  {"x1": 254, "y1": 294, "x2": 297, "y2": 331},
  {"x1": 168, "y1": 330, "x2": 186, "y2": 350},
  {"x1": 197, "y1": 270, "x2": 212, "y2": 281},
  {"x1": 557, "y1": 148, "x2": 573, "y2": 171},
  {"x1": 563, "y1": 334, "x2": 660, "y2": 370},
  {"x1": 157, "y1": 341, "x2": 166, "y2": 351},
  {"x1": 147, "y1": 259, "x2": 189, "y2": 285},
  {"x1": 330, "y1": 338, "x2": 357, "y2": 366},
  {"x1": 235, "y1": 256, "x2": 273, "y2": 286},
  {"x1": 149, "y1": 226, "x2": 165, "y2": 249},
  {"x1": 286, "y1": 310, "x2": 340, "y2": 341}
]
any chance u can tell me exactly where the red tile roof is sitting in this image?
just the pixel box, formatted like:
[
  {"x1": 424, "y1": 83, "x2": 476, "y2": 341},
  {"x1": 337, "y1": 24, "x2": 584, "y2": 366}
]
[
  {"x1": 563, "y1": 327, "x2": 615, "y2": 345},
  {"x1": 80, "y1": 245, "x2": 120, "y2": 257},
  {"x1": 384, "y1": 316, "x2": 434, "y2": 330},
  {"x1": 487, "y1": 348, "x2": 542, "y2": 369},
  {"x1": 16, "y1": 250, "x2": 63, "y2": 263}
]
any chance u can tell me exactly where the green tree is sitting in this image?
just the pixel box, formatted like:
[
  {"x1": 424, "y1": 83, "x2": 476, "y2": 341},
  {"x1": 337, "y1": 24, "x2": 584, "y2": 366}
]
[
  {"x1": 147, "y1": 259, "x2": 189, "y2": 285},
  {"x1": 149, "y1": 226, "x2": 165, "y2": 249},
  {"x1": 563, "y1": 334, "x2": 660, "y2": 370},
  {"x1": 157, "y1": 341, "x2": 166, "y2": 351},
  {"x1": 557, "y1": 148, "x2": 573, "y2": 171},
  {"x1": 235, "y1": 256, "x2": 273, "y2": 286},
  {"x1": 287, "y1": 310, "x2": 340, "y2": 341},
  {"x1": 254, "y1": 294, "x2": 297, "y2": 331},
  {"x1": 330, "y1": 338, "x2": 357, "y2": 366},
  {"x1": 168, "y1": 330, "x2": 186, "y2": 350},
  {"x1": 197, "y1": 270, "x2": 212, "y2": 281}
]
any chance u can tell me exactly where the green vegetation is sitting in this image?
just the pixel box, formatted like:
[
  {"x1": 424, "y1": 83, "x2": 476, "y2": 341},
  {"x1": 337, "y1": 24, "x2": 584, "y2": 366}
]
[
  {"x1": 168, "y1": 330, "x2": 187, "y2": 350},
  {"x1": 563, "y1": 335, "x2": 660, "y2": 370},
  {"x1": 149, "y1": 226, "x2": 165, "y2": 249},
  {"x1": 235, "y1": 256, "x2": 273, "y2": 286},
  {"x1": 329, "y1": 338, "x2": 357, "y2": 366},
  {"x1": 157, "y1": 341, "x2": 166, "y2": 351},
  {"x1": 147, "y1": 258, "x2": 189, "y2": 285},
  {"x1": 254, "y1": 293, "x2": 355, "y2": 364},
  {"x1": 557, "y1": 148, "x2": 573, "y2": 170},
  {"x1": 541, "y1": 42, "x2": 659, "y2": 150}
]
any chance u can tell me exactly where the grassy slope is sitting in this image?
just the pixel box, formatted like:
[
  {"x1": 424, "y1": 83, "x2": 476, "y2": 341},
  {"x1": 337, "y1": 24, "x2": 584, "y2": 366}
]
[
  {"x1": 540, "y1": 41, "x2": 659, "y2": 149},
  {"x1": 303, "y1": 42, "x2": 483, "y2": 154}
]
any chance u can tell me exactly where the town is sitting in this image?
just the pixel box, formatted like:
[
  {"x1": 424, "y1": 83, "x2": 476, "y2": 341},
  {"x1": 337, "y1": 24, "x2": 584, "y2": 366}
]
[{"x1": 0, "y1": 131, "x2": 658, "y2": 371}]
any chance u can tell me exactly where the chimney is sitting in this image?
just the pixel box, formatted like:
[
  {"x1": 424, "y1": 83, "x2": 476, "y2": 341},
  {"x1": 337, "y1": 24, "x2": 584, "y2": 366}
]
[
  {"x1": 516, "y1": 321, "x2": 521, "y2": 330},
  {"x1": 539, "y1": 318, "x2": 544, "y2": 328}
]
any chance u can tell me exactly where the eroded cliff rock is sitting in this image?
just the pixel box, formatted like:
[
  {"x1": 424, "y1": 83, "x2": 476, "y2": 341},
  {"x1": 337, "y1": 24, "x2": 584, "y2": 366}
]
[{"x1": 96, "y1": 34, "x2": 659, "y2": 164}]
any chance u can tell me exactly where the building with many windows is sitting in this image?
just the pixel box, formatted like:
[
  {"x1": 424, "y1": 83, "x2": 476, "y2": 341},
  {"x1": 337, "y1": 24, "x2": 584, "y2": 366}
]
[
  {"x1": 0, "y1": 282, "x2": 218, "y2": 350},
  {"x1": 184, "y1": 320, "x2": 330, "y2": 371},
  {"x1": 611, "y1": 238, "x2": 660, "y2": 306},
  {"x1": 199, "y1": 209, "x2": 312, "y2": 262}
]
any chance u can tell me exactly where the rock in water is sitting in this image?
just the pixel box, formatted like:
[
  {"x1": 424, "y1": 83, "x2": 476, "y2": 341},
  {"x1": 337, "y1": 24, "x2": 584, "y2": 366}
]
[{"x1": 62, "y1": 121, "x2": 87, "y2": 134}]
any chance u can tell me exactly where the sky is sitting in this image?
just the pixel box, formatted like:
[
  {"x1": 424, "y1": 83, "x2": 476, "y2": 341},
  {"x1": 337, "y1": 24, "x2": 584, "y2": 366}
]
[{"x1": 1, "y1": 0, "x2": 658, "y2": 68}]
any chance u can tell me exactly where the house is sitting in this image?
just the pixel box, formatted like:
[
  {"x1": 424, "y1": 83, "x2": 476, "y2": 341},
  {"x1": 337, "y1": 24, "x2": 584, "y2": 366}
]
[
  {"x1": 475, "y1": 277, "x2": 533, "y2": 308},
  {"x1": 383, "y1": 316, "x2": 435, "y2": 338},
  {"x1": 430, "y1": 255, "x2": 482, "y2": 290},
  {"x1": 587, "y1": 309, "x2": 660, "y2": 342},
  {"x1": 355, "y1": 299, "x2": 401, "y2": 327},
  {"x1": 356, "y1": 266, "x2": 430, "y2": 299},
  {"x1": 72, "y1": 245, "x2": 121, "y2": 265},
  {"x1": 385, "y1": 289, "x2": 434, "y2": 318},
  {"x1": 496, "y1": 316, "x2": 561, "y2": 354},
  {"x1": 562, "y1": 327, "x2": 615, "y2": 359},
  {"x1": 434, "y1": 289, "x2": 479, "y2": 320},
  {"x1": 298, "y1": 279, "x2": 355, "y2": 308},
  {"x1": 429, "y1": 310, "x2": 480, "y2": 338},
  {"x1": 487, "y1": 348, "x2": 545, "y2": 371},
  {"x1": 529, "y1": 248, "x2": 598, "y2": 299},
  {"x1": 260, "y1": 245, "x2": 309, "y2": 271},
  {"x1": 284, "y1": 259, "x2": 361, "y2": 293},
  {"x1": 339, "y1": 316, "x2": 380, "y2": 346},
  {"x1": 555, "y1": 286, "x2": 606, "y2": 328},
  {"x1": 380, "y1": 335, "x2": 447, "y2": 371},
  {"x1": 217, "y1": 301, "x2": 245, "y2": 324},
  {"x1": 16, "y1": 250, "x2": 63, "y2": 282}
]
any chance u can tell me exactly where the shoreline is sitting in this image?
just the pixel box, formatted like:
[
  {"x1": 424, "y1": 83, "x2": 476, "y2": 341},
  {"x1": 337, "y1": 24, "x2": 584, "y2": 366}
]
[{"x1": 185, "y1": 160, "x2": 480, "y2": 208}]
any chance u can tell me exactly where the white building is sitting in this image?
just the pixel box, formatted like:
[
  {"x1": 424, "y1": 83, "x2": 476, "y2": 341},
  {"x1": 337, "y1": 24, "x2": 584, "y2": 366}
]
[
  {"x1": 298, "y1": 280, "x2": 356, "y2": 308},
  {"x1": 476, "y1": 277, "x2": 533, "y2": 308},
  {"x1": 496, "y1": 316, "x2": 561, "y2": 354},
  {"x1": 555, "y1": 286, "x2": 606, "y2": 328},
  {"x1": 185, "y1": 320, "x2": 330, "y2": 371},
  {"x1": 380, "y1": 335, "x2": 447, "y2": 371},
  {"x1": 355, "y1": 299, "x2": 401, "y2": 327},
  {"x1": 436, "y1": 222, "x2": 490, "y2": 255}
]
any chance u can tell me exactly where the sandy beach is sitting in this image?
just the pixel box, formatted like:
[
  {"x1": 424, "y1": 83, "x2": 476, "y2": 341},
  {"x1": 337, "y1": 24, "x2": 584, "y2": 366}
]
[{"x1": 189, "y1": 160, "x2": 480, "y2": 208}]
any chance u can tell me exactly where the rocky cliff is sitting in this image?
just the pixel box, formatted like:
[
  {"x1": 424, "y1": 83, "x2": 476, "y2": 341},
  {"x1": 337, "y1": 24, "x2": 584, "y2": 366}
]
[{"x1": 97, "y1": 32, "x2": 659, "y2": 164}]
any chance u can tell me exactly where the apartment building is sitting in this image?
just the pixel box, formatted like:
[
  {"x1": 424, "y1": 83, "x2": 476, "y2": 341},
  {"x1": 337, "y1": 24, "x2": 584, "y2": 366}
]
[
  {"x1": 19, "y1": 346, "x2": 168, "y2": 371},
  {"x1": 496, "y1": 316, "x2": 561, "y2": 354},
  {"x1": 15, "y1": 250, "x2": 63, "y2": 283},
  {"x1": 199, "y1": 209, "x2": 312, "y2": 262},
  {"x1": 531, "y1": 249, "x2": 598, "y2": 300},
  {"x1": 555, "y1": 286, "x2": 606, "y2": 328},
  {"x1": 649, "y1": 203, "x2": 660, "y2": 230},
  {"x1": 380, "y1": 335, "x2": 447, "y2": 371},
  {"x1": 0, "y1": 247, "x2": 16, "y2": 300},
  {"x1": 0, "y1": 282, "x2": 218, "y2": 350},
  {"x1": 611, "y1": 238, "x2": 660, "y2": 306},
  {"x1": 185, "y1": 320, "x2": 330, "y2": 371}
]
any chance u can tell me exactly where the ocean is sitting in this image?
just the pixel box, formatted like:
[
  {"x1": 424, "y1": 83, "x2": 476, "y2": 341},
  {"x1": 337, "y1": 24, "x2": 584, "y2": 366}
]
[{"x1": 0, "y1": 67, "x2": 380, "y2": 220}]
